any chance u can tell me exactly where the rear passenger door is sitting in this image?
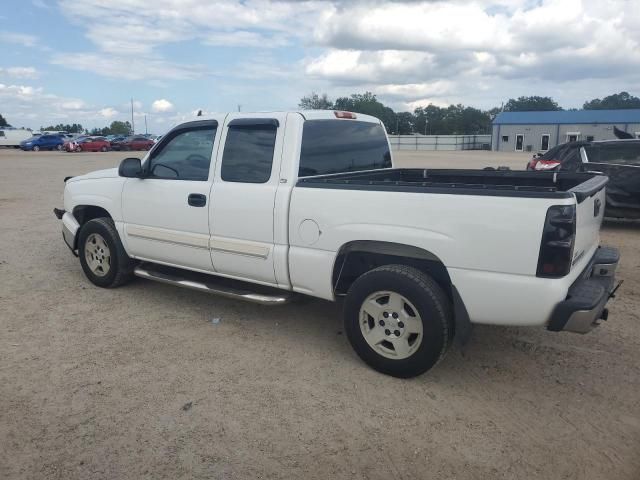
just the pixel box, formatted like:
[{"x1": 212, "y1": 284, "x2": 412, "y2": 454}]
[{"x1": 209, "y1": 114, "x2": 286, "y2": 286}]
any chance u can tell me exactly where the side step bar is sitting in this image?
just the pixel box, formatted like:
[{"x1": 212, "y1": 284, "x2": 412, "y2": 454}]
[{"x1": 133, "y1": 263, "x2": 293, "y2": 305}]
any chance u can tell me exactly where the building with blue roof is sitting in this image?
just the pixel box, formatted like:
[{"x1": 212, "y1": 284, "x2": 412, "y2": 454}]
[{"x1": 491, "y1": 109, "x2": 640, "y2": 152}]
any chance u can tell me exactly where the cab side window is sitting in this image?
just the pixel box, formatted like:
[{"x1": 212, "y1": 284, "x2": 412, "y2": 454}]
[
  {"x1": 221, "y1": 123, "x2": 277, "y2": 183},
  {"x1": 148, "y1": 126, "x2": 216, "y2": 181}
]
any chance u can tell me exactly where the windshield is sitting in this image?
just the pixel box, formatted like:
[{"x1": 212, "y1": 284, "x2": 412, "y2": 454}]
[{"x1": 299, "y1": 120, "x2": 391, "y2": 177}]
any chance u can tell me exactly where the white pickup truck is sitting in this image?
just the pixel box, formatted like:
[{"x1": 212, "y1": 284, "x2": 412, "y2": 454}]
[{"x1": 55, "y1": 110, "x2": 620, "y2": 377}]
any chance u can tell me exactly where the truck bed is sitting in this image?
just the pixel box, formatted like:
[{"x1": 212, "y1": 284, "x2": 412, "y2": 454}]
[{"x1": 297, "y1": 168, "x2": 607, "y2": 201}]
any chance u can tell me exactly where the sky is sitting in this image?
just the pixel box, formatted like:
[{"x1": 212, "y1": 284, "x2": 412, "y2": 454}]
[{"x1": 0, "y1": 0, "x2": 639, "y2": 133}]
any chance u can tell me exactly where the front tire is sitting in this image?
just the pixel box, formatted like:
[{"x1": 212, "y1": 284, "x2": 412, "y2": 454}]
[
  {"x1": 78, "y1": 217, "x2": 135, "y2": 288},
  {"x1": 344, "y1": 265, "x2": 453, "y2": 378},
  {"x1": 32, "y1": 145, "x2": 40, "y2": 152}
]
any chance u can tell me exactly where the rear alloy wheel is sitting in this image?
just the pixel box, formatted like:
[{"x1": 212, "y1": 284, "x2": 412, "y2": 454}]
[
  {"x1": 344, "y1": 264, "x2": 453, "y2": 378},
  {"x1": 101, "y1": 146, "x2": 108, "y2": 152},
  {"x1": 75, "y1": 145, "x2": 82, "y2": 152},
  {"x1": 56, "y1": 144, "x2": 63, "y2": 151},
  {"x1": 32, "y1": 145, "x2": 40, "y2": 152}
]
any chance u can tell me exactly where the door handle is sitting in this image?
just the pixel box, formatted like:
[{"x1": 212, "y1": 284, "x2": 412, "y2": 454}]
[{"x1": 188, "y1": 193, "x2": 207, "y2": 207}]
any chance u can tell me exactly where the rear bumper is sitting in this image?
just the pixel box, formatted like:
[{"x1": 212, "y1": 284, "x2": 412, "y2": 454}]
[{"x1": 547, "y1": 246, "x2": 620, "y2": 333}]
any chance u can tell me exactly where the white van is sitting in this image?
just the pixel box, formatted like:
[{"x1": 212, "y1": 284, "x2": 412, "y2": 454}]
[{"x1": 0, "y1": 129, "x2": 33, "y2": 147}]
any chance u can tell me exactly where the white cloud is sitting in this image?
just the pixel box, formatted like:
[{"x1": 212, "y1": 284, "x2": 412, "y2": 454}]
[
  {"x1": 50, "y1": 53, "x2": 208, "y2": 80},
  {"x1": 0, "y1": 67, "x2": 39, "y2": 79},
  {"x1": 151, "y1": 99, "x2": 174, "y2": 113},
  {"x1": 0, "y1": 32, "x2": 38, "y2": 47},
  {"x1": 99, "y1": 107, "x2": 119, "y2": 118},
  {"x1": 302, "y1": 0, "x2": 640, "y2": 108}
]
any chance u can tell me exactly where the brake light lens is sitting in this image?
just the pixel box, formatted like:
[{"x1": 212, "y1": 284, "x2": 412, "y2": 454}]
[
  {"x1": 537, "y1": 205, "x2": 576, "y2": 277},
  {"x1": 534, "y1": 160, "x2": 561, "y2": 171},
  {"x1": 334, "y1": 111, "x2": 357, "y2": 119}
]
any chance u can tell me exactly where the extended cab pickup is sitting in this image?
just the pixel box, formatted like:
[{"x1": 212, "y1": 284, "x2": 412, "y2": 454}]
[{"x1": 55, "y1": 110, "x2": 620, "y2": 377}]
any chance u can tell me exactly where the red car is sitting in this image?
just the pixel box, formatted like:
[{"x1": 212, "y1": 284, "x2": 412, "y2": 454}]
[
  {"x1": 115, "y1": 136, "x2": 155, "y2": 151},
  {"x1": 67, "y1": 136, "x2": 111, "y2": 152}
]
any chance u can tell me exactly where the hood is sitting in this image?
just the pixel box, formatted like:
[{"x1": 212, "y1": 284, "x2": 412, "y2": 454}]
[{"x1": 67, "y1": 168, "x2": 119, "y2": 182}]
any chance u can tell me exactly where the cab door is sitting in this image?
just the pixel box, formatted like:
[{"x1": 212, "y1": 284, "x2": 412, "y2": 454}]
[
  {"x1": 209, "y1": 114, "x2": 286, "y2": 286},
  {"x1": 121, "y1": 119, "x2": 221, "y2": 272}
]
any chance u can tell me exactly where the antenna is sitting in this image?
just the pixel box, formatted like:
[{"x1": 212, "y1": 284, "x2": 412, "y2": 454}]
[{"x1": 130, "y1": 98, "x2": 135, "y2": 134}]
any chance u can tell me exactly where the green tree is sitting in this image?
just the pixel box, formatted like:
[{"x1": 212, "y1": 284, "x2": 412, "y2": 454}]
[
  {"x1": 504, "y1": 96, "x2": 562, "y2": 112},
  {"x1": 108, "y1": 120, "x2": 132, "y2": 135},
  {"x1": 41, "y1": 123, "x2": 84, "y2": 133},
  {"x1": 583, "y1": 91, "x2": 640, "y2": 110},
  {"x1": 334, "y1": 92, "x2": 398, "y2": 133},
  {"x1": 0, "y1": 114, "x2": 9, "y2": 127},
  {"x1": 298, "y1": 92, "x2": 333, "y2": 110}
]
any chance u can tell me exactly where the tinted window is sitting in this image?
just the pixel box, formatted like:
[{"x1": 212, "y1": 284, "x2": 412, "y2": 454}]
[
  {"x1": 221, "y1": 125, "x2": 277, "y2": 183},
  {"x1": 541, "y1": 135, "x2": 550, "y2": 151},
  {"x1": 148, "y1": 127, "x2": 216, "y2": 181},
  {"x1": 595, "y1": 143, "x2": 640, "y2": 165},
  {"x1": 299, "y1": 120, "x2": 391, "y2": 177},
  {"x1": 0, "y1": 131, "x2": 4, "y2": 137}
]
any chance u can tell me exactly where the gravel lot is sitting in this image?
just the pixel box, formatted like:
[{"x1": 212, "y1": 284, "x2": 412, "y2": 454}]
[{"x1": 1, "y1": 148, "x2": 639, "y2": 480}]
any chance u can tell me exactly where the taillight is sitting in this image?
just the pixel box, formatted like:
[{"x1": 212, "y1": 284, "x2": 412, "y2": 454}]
[
  {"x1": 534, "y1": 160, "x2": 561, "y2": 171},
  {"x1": 537, "y1": 205, "x2": 576, "y2": 278},
  {"x1": 334, "y1": 111, "x2": 357, "y2": 119}
]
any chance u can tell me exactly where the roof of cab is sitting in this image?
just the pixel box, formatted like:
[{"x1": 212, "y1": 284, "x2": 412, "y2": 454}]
[{"x1": 189, "y1": 110, "x2": 382, "y2": 125}]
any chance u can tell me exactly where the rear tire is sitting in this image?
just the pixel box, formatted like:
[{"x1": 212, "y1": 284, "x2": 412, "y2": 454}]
[
  {"x1": 344, "y1": 265, "x2": 453, "y2": 378},
  {"x1": 78, "y1": 217, "x2": 135, "y2": 288},
  {"x1": 32, "y1": 145, "x2": 40, "y2": 152},
  {"x1": 75, "y1": 145, "x2": 82, "y2": 152},
  {"x1": 101, "y1": 146, "x2": 108, "y2": 152}
]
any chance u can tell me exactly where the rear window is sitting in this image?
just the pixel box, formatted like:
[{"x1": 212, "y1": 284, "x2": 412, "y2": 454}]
[
  {"x1": 592, "y1": 142, "x2": 640, "y2": 165},
  {"x1": 299, "y1": 120, "x2": 391, "y2": 177}
]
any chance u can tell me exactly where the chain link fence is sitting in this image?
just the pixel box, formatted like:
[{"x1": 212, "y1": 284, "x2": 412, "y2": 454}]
[{"x1": 387, "y1": 134, "x2": 492, "y2": 151}]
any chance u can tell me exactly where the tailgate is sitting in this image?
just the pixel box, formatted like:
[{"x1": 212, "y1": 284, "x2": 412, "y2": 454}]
[{"x1": 570, "y1": 176, "x2": 608, "y2": 268}]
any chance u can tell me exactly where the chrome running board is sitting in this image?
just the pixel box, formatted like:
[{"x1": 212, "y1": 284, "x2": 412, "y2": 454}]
[{"x1": 134, "y1": 263, "x2": 293, "y2": 305}]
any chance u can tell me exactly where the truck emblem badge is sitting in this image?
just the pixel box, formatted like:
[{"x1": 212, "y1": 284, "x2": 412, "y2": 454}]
[{"x1": 594, "y1": 198, "x2": 601, "y2": 217}]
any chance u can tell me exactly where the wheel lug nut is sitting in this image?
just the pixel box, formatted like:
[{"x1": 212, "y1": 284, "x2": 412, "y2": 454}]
[
  {"x1": 398, "y1": 321, "x2": 404, "y2": 328},
  {"x1": 394, "y1": 330, "x2": 401, "y2": 336},
  {"x1": 384, "y1": 329, "x2": 390, "y2": 335},
  {"x1": 383, "y1": 312, "x2": 389, "y2": 318},
  {"x1": 392, "y1": 312, "x2": 399, "y2": 319},
  {"x1": 379, "y1": 320, "x2": 385, "y2": 326}
]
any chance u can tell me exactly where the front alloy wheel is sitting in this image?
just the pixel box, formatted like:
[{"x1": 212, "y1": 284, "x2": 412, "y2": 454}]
[{"x1": 84, "y1": 233, "x2": 111, "y2": 277}]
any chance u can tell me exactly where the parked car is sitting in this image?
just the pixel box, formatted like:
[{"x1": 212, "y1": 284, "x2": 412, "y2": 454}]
[
  {"x1": 527, "y1": 139, "x2": 640, "y2": 219},
  {"x1": 54, "y1": 111, "x2": 619, "y2": 378},
  {"x1": 111, "y1": 135, "x2": 154, "y2": 151},
  {"x1": 0, "y1": 128, "x2": 33, "y2": 147},
  {"x1": 20, "y1": 134, "x2": 64, "y2": 151},
  {"x1": 68, "y1": 136, "x2": 111, "y2": 152}
]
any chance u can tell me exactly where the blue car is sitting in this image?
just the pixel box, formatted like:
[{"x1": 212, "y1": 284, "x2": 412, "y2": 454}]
[{"x1": 20, "y1": 134, "x2": 64, "y2": 151}]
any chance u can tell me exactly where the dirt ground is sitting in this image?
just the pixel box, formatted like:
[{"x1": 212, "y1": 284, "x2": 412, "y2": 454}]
[{"x1": 0, "y1": 148, "x2": 638, "y2": 480}]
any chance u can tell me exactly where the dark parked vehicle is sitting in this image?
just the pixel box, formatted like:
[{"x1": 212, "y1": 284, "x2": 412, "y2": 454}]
[
  {"x1": 111, "y1": 136, "x2": 154, "y2": 151},
  {"x1": 20, "y1": 134, "x2": 64, "y2": 151},
  {"x1": 527, "y1": 139, "x2": 640, "y2": 219}
]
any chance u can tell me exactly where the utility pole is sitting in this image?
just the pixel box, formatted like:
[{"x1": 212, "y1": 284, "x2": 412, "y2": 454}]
[
  {"x1": 237, "y1": 104, "x2": 241, "y2": 112},
  {"x1": 144, "y1": 115, "x2": 148, "y2": 134},
  {"x1": 130, "y1": 98, "x2": 135, "y2": 134}
]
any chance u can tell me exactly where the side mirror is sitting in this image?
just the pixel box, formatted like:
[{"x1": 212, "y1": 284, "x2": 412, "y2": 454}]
[{"x1": 118, "y1": 157, "x2": 143, "y2": 178}]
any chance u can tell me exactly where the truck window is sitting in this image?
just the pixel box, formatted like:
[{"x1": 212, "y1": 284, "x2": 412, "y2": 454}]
[
  {"x1": 596, "y1": 143, "x2": 640, "y2": 165},
  {"x1": 299, "y1": 120, "x2": 391, "y2": 177},
  {"x1": 148, "y1": 127, "x2": 216, "y2": 181},
  {"x1": 221, "y1": 124, "x2": 277, "y2": 183}
]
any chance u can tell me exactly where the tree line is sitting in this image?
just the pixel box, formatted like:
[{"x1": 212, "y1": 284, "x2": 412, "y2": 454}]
[
  {"x1": 299, "y1": 91, "x2": 640, "y2": 135},
  {"x1": 38, "y1": 121, "x2": 133, "y2": 136}
]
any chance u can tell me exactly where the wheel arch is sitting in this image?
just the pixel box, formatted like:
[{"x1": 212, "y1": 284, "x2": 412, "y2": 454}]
[
  {"x1": 69, "y1": 205, "x2": 113, "y2": 250},
  {"x1": 332, "y1": 240, "x2": 471, "y2": 344}
]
